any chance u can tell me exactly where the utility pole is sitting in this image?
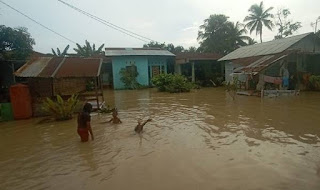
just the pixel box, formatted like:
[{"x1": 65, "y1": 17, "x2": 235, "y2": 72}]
[{"x1": 311, "y1": 16, "x2": 320, "y2": 52}]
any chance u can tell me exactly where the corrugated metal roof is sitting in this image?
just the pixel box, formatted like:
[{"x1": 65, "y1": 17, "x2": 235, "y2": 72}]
[
  {"x1": 15, "y1": 57, "x2": 102, "y2": 78},
  {"x1": 38, "y1": 57, "x2": 64, "y2": 77},
  {"x1": 15, "y1": 57, "x2": 53, "y2": 77},
  {"x1": 55, "y1": 57, "x2": 102, "y2": 78},
  {"x1": 105, "y1": 48, "x2": 175, "y2": 57},
  {"x1": 219, "y1": 33, "x2": 312, "y2": 61},
  {"x1": 233, "y1": 52, "x2": 289, "y2": 74}
]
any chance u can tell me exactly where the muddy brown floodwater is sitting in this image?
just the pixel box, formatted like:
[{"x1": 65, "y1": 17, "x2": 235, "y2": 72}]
[{"x1": 0, "y1": 88, "x2": 320, "y2": 190}]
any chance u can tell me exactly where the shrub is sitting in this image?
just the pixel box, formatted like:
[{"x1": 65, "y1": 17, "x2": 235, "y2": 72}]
[
  {"x1": 42, "y1": 94, "x2": 79, "y2": 121},
  {"x1": 119, "y1": 64, "x2": 141, "y2": 89},
  {"x1": 151, "y1": 73, "x2": 194, "y2": 93},
  {"x1": 309, "y1": 75, "x2": 320, "y2": 90}
]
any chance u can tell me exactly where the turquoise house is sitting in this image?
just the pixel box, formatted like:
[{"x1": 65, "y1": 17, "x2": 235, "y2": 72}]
[{"x1": 105, "y1": 48, "x2": 175, "y2": 89}]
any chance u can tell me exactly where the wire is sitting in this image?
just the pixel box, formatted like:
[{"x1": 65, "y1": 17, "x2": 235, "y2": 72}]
[
  {"x1": 0, "y1": 0, "x2": 76, "y2": 44},
  {"x1": 57, "y1": 0, "x2": 156, "y2": 43}
]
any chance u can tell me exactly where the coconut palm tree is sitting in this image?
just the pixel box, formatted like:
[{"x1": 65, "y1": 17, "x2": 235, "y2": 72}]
[
  {"x1": 247, "y1": 37, "x2": 258, "y2": 45},
  {"x1": 73, "y1": 40, "x2": 105, "y2": 57},
  {"x1": 244, "y1": 1, "x2": 274, "y2": 43},
  {"x1": 51, "y1": 45, "x2": 70, "y2": 57},
  {"x1": 227, "y1": 22, "x2": 251, "y2": 50}
]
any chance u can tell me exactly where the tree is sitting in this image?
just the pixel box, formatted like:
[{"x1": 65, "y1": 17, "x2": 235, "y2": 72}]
[
  {"x1": 247, "y1": 37, "x2": 258, "y2": 45},
  {"x1": 227, "y1": 22, "x2": 251, "y2": 49},
  {"x1": 185, "y1": 46, "x2": 197, "y2": 53},
  {"x1": 0, "y1": 25, "x2": 35, "y2": 60},
  {"x1": 143, "y1": 41, "x2": 166, "y2": 49},
  {"x1": 274, "y1": 8, "x2": 301, "y2": 39},
  {"x1": 51, "y1": 45, "x2": 70, "y2": 57},
  {"x1": 73, "y1": 40, "x2": 104, "y2": 57},
  {"x1": 143, "y1": 42, "x2": 185, "y2": 54},
  {"x1": 244, "y1": 1, "x2": 274, "y2": 43},
  {"x1": 197, "y1": 14, "x2": 250, "y2": 54}
]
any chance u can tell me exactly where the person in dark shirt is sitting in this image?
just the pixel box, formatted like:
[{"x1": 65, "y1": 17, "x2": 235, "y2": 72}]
[{"x1": 77, "y1": 103, "x2": 94, "y2": 142}]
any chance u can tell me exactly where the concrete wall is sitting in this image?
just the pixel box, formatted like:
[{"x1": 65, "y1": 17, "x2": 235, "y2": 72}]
[
  {"x1": 112, "y1": 56, "x2": 149, "y2": 89},
  {"x1": 112, "y1": 56, "x2": 168, "y2": 89}
]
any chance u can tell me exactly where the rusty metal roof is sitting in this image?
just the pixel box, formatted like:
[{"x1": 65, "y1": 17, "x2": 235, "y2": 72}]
[
  {"x1": 105, "y1": 48, "x2": 175, "y2": 57},
  {"x1": 15, "y1": 57, "x2": 102, "y2": 78},
  {"x1": 233, "y1": 52, "x2": 289, "y2": 74},
  {"x1": 55, "y1": 57, "x2": 102, "y2": 78},
  {"x1": 219, "y1": 33, "x2": 312, "y2": 61}
]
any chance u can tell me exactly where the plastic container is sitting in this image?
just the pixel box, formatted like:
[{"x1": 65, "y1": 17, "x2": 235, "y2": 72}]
[
  {"x1": 0, "y1": 103, "x2": 14, "y2": 121},
  {"x1": 9, "y1": 84, "x2": 33, "y2": 119}
]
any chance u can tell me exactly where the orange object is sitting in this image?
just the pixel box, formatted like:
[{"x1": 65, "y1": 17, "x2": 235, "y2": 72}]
[{"x1": 9, "y1": 84, "x2": 33, "y2": 119}]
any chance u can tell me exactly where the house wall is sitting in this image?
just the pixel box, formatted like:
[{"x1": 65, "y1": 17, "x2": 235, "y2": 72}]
[
  {"x1": 28, "y1": 78, "x2": 53, "y2": 97},
  {"x1": 112, "y1": 56, "x2": 168, "y2": 89},
  {"x1": 148, "y1": 56, "x2": 167, "y2": 79},
  {"x1": 101, "y1": 62, "x2": 113, "y2": 86},
  {"x1": 225, "y1": 62, "x2": 235, "y2": 83},
  {"x1": 54, "y1": 78, "x2": 87, "y2": 95},
  {"x1": 289, "y1": 35, "x2": 320, "y2": 52}
]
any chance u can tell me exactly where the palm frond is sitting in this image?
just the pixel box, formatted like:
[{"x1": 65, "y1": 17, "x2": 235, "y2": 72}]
[
  {"x1": 57, "y1": 48, "x2": 61, "y2": 56},
  {"x1": 51, "y1": 48, "x2": 57, "y2": 56},
  {"x1": 96, "y1": 44, "x2": 105, "y2": 53},
  {"x1": 62, "y1": 45, "x2": 70, "y2": 56}
]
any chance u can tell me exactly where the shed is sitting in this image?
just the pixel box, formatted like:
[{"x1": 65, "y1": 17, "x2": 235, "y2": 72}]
[
  {"x1": 105, "y1": 48, "x2": 175, "y2": 89},
  {"x1": 219, "y1": 32, "x2": 320, "y2": 90},
  {"x1": 15, "y1": 57, "x2": 104, "y2": 115}
]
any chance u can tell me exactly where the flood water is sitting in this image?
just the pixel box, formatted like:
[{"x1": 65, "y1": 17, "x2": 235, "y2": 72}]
[{"x1": 0, "y1": 88, "x2": 320, "y2": 190}]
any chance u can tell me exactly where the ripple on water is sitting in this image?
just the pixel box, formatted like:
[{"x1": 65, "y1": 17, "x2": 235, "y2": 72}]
[{"x1": 1, "y1": 88, "x2": 320, "y2": 190}]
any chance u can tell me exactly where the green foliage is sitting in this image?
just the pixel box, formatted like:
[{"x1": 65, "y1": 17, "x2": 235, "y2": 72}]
[
  {"x1": 73, "y1": 40, "x2": 104, "y2": 57},
  {"x1": 0, "y1": 25, "x2": 35, "y2": 60},
  {"x1": 309, "y1": 75, "x2": 320, "y2": 90},
  {"x1": 51, "y1": 45, "x2": 70, "y2": 57},
  {"x1": 197, "y1": 14, "x2": 250, "y2": 54},
  {"x1": 86, "y1": 80, "x2": 95, "y2": 91},
  {"x1": 151, "y1": 73, "x2": 194, "y2": 93},
  {"x1": 244, "y1": 1, "x2": 274, "y2": 43},
  {"x1": 143, "y1": 42, "x2": 185, "y2": 54},
  {"x1": 225, "y1": 77, "x2": 239, "y2": 100},
  {"x1": 274, "y1": 8, "x2": 301, "y2": 39},
  {"x1": 119, "y1": 64, "x2": 140, "y2": 89},
  {"x1": 42, "y1": 94, "x2": 79, "y2": 121}
]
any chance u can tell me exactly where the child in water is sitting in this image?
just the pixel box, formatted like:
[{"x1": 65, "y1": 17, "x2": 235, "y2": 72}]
[
  {"x1": 108, "y1": 108, "x2": 122, "y2": 124},
  {"x1": 135, "y1": 119, "x2": 152, "y2": 134},
  {"x1": 77, "y1": 103, "x2": 94, "y2": 142}
]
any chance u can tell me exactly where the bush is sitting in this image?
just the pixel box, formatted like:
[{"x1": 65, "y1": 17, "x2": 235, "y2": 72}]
[
  {"x1": 151, "y1": 73, "x2": 194, "y2": 93},
  {"x1": 42, "y1": 94, "x2": 79, "y2": 121},
  {"x1": 119, "y1": 64, "x2": 141, "y2": 89},
  {"x1": 309, "y1": 75, "x2": 320, "y2": 90}
]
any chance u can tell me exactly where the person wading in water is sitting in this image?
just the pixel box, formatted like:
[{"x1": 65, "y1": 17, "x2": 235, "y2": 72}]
[
  {"x1": 108, "y1": 108, "x2": 122, "y2": 124},
  {"x1": 77, "y1": 103, "x2": 94, "y2": 142},
  {"x1": 135, "y1": 119, "x2": 152, "y2": 134}
]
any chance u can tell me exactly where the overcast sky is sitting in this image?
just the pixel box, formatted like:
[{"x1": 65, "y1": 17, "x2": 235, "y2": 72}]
[{"x1": 1, "y1": 0, "x2": 319, "y2": 53}]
